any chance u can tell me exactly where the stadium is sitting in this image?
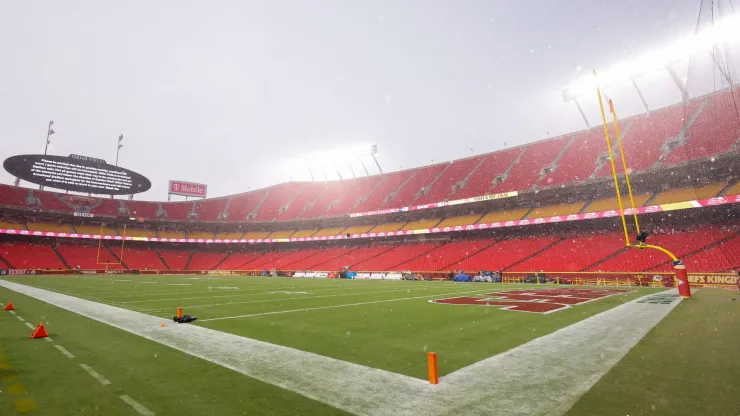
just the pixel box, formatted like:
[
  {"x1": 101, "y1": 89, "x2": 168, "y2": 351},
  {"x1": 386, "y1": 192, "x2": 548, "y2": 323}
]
[{"x1": 1, "y1": 2, "x2": 740, "y2": 416}]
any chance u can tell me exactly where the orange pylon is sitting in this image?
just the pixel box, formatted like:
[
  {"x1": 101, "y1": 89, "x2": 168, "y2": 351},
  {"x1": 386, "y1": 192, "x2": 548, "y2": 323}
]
[
  {"x1": 4, "y1": 301, "x2": 14, "y2": 311},
  {"x1": 176, "y1": 308, "x2": 183, "y2": 318},
  {"x1": 427, "y1": 352, "x2": 439, "y2": 385},
  {"x1": 30, "y1": 323, "x2": 49, "y2": 339}
]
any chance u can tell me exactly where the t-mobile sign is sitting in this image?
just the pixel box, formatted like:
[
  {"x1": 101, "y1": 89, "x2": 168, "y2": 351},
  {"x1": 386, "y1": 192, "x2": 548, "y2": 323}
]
[{"x1": 169, "y1": 180, "x2": 207, "y2": 198}]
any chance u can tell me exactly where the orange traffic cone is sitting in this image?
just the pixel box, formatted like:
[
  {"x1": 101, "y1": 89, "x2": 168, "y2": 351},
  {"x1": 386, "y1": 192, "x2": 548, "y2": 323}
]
[
  {"x1": 30, "y1": 323, "x2": 49, "y2": 339},
  {"x1": 177, "y1": 308, "x2": 183, "y2": 318},
  {"x1": 3, "y1": 301, "x2": 14, "y2": 311}
]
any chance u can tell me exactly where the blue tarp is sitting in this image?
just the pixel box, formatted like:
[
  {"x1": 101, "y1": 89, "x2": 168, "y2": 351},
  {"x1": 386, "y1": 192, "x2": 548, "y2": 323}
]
[{"x1": 453, "y1": 274, "x2": 471, "y2": 282}]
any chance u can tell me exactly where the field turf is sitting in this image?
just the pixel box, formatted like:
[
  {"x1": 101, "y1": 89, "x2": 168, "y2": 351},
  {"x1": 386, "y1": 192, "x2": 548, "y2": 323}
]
[{"x1": 1, "y1": 274, "x2": 737, "y2": 415}]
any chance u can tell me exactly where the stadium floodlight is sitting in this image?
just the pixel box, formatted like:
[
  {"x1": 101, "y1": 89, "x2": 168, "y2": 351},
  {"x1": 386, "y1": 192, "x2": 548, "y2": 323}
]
[
  {"x1": 562, "y1": 13, "x2": 740, "y2": 102},
  {"x1": 287, "y1": 143, "x2": 380, "y2": 180}
]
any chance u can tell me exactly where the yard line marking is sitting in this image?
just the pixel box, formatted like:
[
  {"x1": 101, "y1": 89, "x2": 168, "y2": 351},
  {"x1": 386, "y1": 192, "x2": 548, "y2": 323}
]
[
  {"x1": 24, "y1": 322, "x2": 35, "y2": 330},
  {"x1": 119, "y1": 395, "x2": 155, "y2": 416},
  {"x1": 79, "y1": 364, "x2": 111, "y2": 385},
  {"x1": 199, "y1": 289, "x2": 492, "y2": 321},
  {"x1": 112, "y1": 280, "x2": 132, "y2": 282},
  {"x1": 166, "y1": 284, "x2": 191, "y2": 286},
  {"x1": 138, "y1": 287, "x2": 453, "y2": 312},
  {"x1": 44, "y1": 337, "x2": 53, "y2": 342},
  {"x1": 0, "y1": 279, "x2": 680, "y2": 416},
  {"x1": 16, "y1": 315, "x2": 26, "y2": 322},
  {"x1": 139, "y1": 282, "x2": 158, "y2": 284},
  {"x1": 54, "y1": 345, "x2": 75, "y2": 359},
  {"x1": 9, "y1": 310, "x2": 16, "y2": 315}
]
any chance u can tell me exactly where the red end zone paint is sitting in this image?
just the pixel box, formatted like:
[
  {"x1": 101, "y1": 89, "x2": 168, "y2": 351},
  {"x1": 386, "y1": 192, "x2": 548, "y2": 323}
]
[{"x1": 430, "y1": 288, "x2": 630, "y2": 314}]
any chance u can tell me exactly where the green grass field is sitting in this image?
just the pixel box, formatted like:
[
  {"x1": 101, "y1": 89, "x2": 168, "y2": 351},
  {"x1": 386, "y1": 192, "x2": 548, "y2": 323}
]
[{"x1": 1, "y1": 275, "x2": 738, "y2": 415}]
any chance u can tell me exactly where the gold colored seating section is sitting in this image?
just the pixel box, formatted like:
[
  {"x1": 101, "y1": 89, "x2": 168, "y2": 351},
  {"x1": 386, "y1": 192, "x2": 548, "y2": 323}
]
[
  {"x1": 369, "y1": 222, "x2": 406, "y2": 233},
  {"x1": 266, "y1": 230, "x2": 294, "y2": 239},
  {"x1": 584, "y1": 194, "x2": 652, "y2": 213},
  {"x1": 436, "y1": 214, "x2": 483, "y2": 228},
  {"x1": 157, "y1": 230, "x2": 187, "y2": 239},
  {"x1": 401, "y1": 218, "x2": 441, "y2": 231},
  {"x1": 26, "y1": 222, "x2": 72, "y2": 233},
  {"x1": 291, "y1": 229, "x2": 318, "y2": 238},
  {"x1": 724, "y1": 181, "x2": 740, "y2": 196},
  {"x1": 313, "y1": 227, "x2": 345, "y2": 237},
  {"x1": 215, "y1": 231, "x2": 244, "y2": 239},
  {"x1": 243, "y1": 231, "x2": 271, "y2": 239},
  {"x1": 0, "y1": 221, "x2": 25, "y2": 230},
  {"x1": 120, "y1": 227, "x2": 156, "y2": 238},
  {"x1": 342, "y1": 225, "x2": 374, "y2": 234},
  {"x1": 187, "y1": 231, "x2": 215, "y2": 239},
  {"x1": 74, "y1": 225, "x2": 118, "y2": 236},
  {"x1": 477, "y1": 209, "x2": 529, "y2": 223},
  {"x1": 525, "y1": 202, "x2": 585, "y2": 219},
  {"x1": 651, "y1": 182, "x2": 726, "y2": 205}
]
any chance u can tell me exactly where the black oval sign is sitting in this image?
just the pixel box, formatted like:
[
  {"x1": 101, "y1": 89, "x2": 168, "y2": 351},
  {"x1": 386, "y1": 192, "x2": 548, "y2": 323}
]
[{"x1": 4, "y1": 154, "x2": 151, "y2": 195}]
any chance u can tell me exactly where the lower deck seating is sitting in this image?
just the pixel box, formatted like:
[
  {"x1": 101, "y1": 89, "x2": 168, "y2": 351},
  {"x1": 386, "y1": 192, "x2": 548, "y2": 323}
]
[
  {"x1": 56, "y1": 245, "x2": 111, "y2": 269},
  {"x1": 588, "y1": 228, "x2": 735, "y2": 271},
  {"x1": 215, "y1": 253, "x2": 262, "y2": 270},
  {"x1": 187, "y1": 231, "x2": 215, "y2": 239},
  {"x1": 394, "y1": 240, "x2": 496, "y2": 271},
  {"x1": 159, "y1": 251, "x2": 190, "y2": 270},
  {"x1": 186, "y1": 252, "x2": 225, "y2": 270},
  {"x1": 350, "y1": 243, "x2": 438, "y2": 271},
  {"x1": 242, "y1": 231, "x2": 271, "y2": 239},
  {"x1": 0, "y1": 243, "x2": 66, "y2": 269},
  {"x1": 449, "y1": 237, "x2": 561, "y2": 271}
]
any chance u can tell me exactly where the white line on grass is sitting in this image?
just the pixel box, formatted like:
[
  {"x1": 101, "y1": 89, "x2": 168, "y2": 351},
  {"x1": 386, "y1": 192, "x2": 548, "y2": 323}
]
[
  {"x1": 54, "y1": 345, "x2": 76, "y2": 359},
  {"x1": 24, "y1": 322, "x2": 35, "y2": 330},
  {"x1": 16, "y1": 315, "x2": 26, "y2": 322},
  {"x1": 119, "y1": 395, "x2": 155, "y2": 416},
  {"x1": 138, "y1": 287, "x2": 454, "y2": 313},
  {"x1": 166, "y1": 284, "x2": 191, "y2": 286},
  {"x1": 44, "y1": 337, "x2": 53, "y2": 342},
  {"x1": 9, "y1": 310, "x2": 16, "y2": 315},
  {"x1": 113, "y1": 280, "x2": 132, "y2": 282},
  {"x1": 198, "y1": 289, "x2": 492, "y2": 321},
  {"x1": 0, "y1": 279, "x2": 681, "y2": 416},
  {"x1": 79, "y1": 364, "x2": 111, "y2": 385}
]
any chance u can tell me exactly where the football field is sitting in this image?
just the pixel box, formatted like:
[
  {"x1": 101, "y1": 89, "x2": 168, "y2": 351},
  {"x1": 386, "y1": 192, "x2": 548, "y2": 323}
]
[{"x1": 1, "y1": 275, "x2": 738, "y2": 415}]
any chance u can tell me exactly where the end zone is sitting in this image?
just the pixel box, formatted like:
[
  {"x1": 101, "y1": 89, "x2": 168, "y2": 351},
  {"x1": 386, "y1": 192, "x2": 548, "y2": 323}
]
[{"x1": 429, "y1": 288, "x2": 631, "y2": 313}]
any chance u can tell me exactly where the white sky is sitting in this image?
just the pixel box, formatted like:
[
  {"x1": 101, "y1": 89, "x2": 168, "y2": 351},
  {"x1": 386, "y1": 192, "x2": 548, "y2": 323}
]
[{"x1": 1, "y1": 0, "x2": 736, "y2": 200}]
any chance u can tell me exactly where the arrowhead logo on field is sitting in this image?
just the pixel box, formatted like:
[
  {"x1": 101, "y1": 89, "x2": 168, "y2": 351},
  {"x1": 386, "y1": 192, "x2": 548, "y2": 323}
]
[{"x1": 430, "y1": 288, "x2": 630, "y2": 314}]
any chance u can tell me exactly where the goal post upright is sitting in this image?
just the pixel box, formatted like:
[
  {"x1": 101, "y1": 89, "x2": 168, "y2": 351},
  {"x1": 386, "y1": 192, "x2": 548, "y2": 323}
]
[{"x1": 593, "y1": 70, "x2": 691, "y2": 299}]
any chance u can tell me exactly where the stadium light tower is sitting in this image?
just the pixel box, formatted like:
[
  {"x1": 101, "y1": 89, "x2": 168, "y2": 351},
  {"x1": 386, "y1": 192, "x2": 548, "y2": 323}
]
[
  {"x1": 39, "y1": 120, "x2": 55, "y2": 190},
  {"x1": 562, "y1": 13, "x2": 740, "y2": 127},
  {"x1": 116, "y1": 134, "x2": 124, "y2": 166}
]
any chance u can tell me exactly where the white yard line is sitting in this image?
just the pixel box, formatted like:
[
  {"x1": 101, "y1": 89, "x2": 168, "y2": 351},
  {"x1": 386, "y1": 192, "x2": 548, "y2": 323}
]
[
  {"x1": 24, "y1": 322, "x2": 35, "y2": 330},
  {"x1": 79, "y1": 364, "x2": 111, "y2": 385},
  {"x1": 198, "y1": 289, "x2": 492, "y2": 321},
  {"x1": 113, "y1": 280, "x2": 133, "y2": 282},
  {"x1": 138, "y1": 286, "x2": 466, "y2": 313},
  {"x1": 44, "y1": 337, "x2": 53, "y2": 342},
  {"x1": 9, "y1": 310, "x2": 16, "y2": 315},
  {"x1": 0, "y1": 279, "x2": 681, "y2": 416},
  {"x1": 119, "y1": 395, "x2": 155, "y2": 416},
  {"x1": 16, "y1": 315, "x2": 26, "y2": 322},
  {"x1": 54, "y1": 344, "x2": 76, "y2": 359}
]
